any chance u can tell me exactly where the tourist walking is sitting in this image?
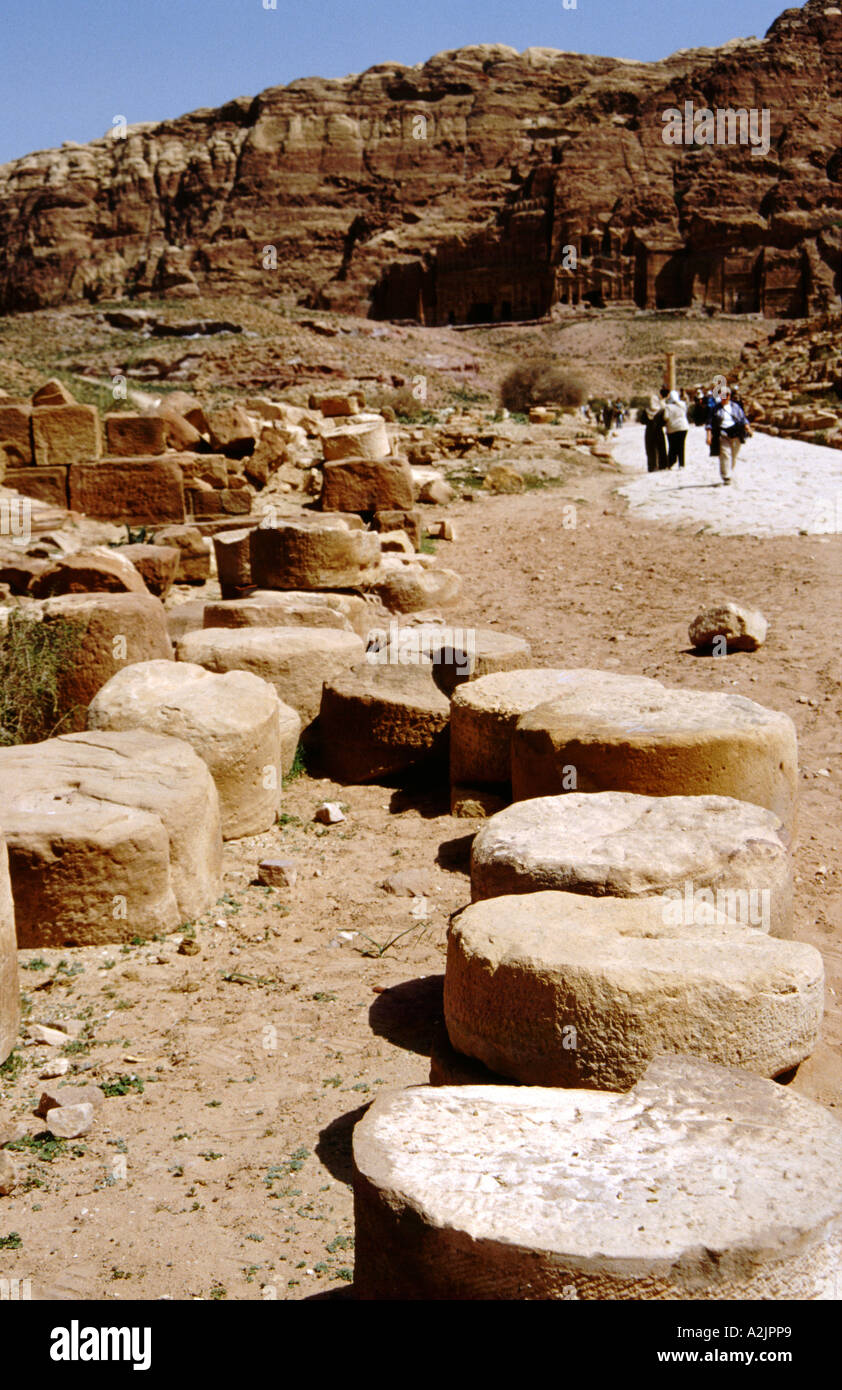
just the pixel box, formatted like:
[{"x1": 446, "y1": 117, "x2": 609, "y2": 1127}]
[
  {"x1": 640, "y1": 393, "x2": 667, "y2": 472},
  {"x1": 705, "y1": 384, "x2": 722, "y2": 460},
  {"x1": 664, "y1": 389, "x2": 689, "y2": 468},
  {"x1": 706, "y1": 386, "x2": 751, "y2": 485}
]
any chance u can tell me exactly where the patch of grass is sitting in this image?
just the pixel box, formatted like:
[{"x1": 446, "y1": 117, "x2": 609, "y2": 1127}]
[
  {"x1": 0, "y1": 1049, "x2": 24, "y2": 1084},
  {"x1": 445, "y1": 470, "x2": 484, "y2": 491},
  {"x1": 55, "y1": 959, "x2": 84, "y2": 978},
  {"x1": 264, "y1": 1148, "x2": 309, "y2": 1188},
  {"x1": 7, "y1": 1133, "x2": 68, "y2": 1163},
  {"x1": 521, "y1": 473, "x2": 568, "y2": 491},
  {"x1": 450, "y1": 385, "x2": 489, "y2": 406},
  {"x1": 20, "y1": 958, "x2": 49, "y2": 972},
  {"x1": 327, "y1": 1234, "x2": 353, "y2": 1253},
  {"x1": 354, "y1": 922, "x2": 430, "y2": 958},
  {"x1": 0, "y1": 612, "x2": 87, "y2": 746},
  {"x1": 284, "y1": 742, "x2": 308, "y2": 784},
  {"x1": 418, "y1": 536, "x2": 438, "y2": 555},
  {"x1": 101, "y1": 1074, "x2": 145, "y2": 1098},
  {"x1": 0, "y1": 1232, "x2": 22, "y2": 1249}
]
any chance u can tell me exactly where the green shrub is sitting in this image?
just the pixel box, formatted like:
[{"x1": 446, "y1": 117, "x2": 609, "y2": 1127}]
[
  {"x1": 284, "y1": 741, "x2": 308, "y2": 784},
  {"x1": 500, "y1": 356, "x2": 588, "y2": 413},
  {"x1": 373, "y1": 386, "x2": 436, "y2": 424},
  {"x1": 0, "y1": 611, "x2": 86, "y2": 745}
]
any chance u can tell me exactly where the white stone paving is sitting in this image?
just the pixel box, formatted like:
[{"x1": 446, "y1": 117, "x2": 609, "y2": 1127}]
[{"x1": 612, "y1": 423, "x2": 842, "y2": 537}]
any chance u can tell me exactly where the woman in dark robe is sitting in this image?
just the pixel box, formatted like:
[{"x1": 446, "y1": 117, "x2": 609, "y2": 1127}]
[{"x1": 640, "y1": 393, "x2": 667, "y2": 472}]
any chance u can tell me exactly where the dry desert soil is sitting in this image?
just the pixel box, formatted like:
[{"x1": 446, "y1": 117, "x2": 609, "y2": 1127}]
[
  {"x1": 1, "y1": 454, "x2": 841, "y2": 1301},
  {"x1": 0, "y1": 305, "x2": 840, "y2": 1301}
]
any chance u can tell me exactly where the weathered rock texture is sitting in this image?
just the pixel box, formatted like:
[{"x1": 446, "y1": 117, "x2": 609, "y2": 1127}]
[
  {"x1": 203, "y1": 590, "x2": 370, "y2": 636},
  {"x1": 0, "y1": 730, "x2": 223, "y2": 946},
  {"x1": 688, "y1": 601, "x2": 769, "y2": 651},
  {"x1": 176, "y1": 625, "x2": 365, "y2": 725},
  {"x1": 39, "y1": 591, "x2": 173, "y2": 730},
  {"x1": 28, "y1": 548, "x2": 148, "y2": 598},
  {"x1": 87, "y1": 659, "x2": 289, "y2": 838},
  {"x1": 470, "y1": 791, "x2": 793, "y2": 936},
  {"x1": 0, "y1": 833, "x2": 20, "y2": 1065},
  {"x1": 352, "y1": 1056, "x2": 842, "y2": 1299},
  {"x1": 738, "y1": 314, "x2": 842, "y2": 447},
  {"x1": 250, "y1": 518, "x2": 380, "y2": 591},
  {"x1": 367, "y1": 558, "x2": 462, "y2": 614},
  {"x1": 511, "y1": 683, "x2": 798, "y2": 831},
  {"x1": 445, "y1": 891, "x2": 823, "y2": 1089},
  {"x1": 0, "y1": 2, "x2": 838, "y2": 320},
  {"x1": 68, "y1": 457, "x2": 186, "y2": 524},
  {"x1": 451, "y1": 668, "x2": 660, "y2": 790},
  {"x1": 319, "y1": 662, "x2": 451, "y2": 783}
]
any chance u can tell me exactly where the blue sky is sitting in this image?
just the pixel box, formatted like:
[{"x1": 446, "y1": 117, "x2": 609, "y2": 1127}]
[{"x1": 0, "y1": 0, "x2": 792, "y2": 165}]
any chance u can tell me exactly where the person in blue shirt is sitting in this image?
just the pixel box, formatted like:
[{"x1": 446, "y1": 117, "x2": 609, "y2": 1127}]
[{"x1": 705, "y1": 387, "x2": 751, "y2": 486}]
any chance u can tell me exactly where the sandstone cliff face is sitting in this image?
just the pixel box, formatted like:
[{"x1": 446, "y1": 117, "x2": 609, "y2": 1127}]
[{"x1": 0, "y1": 0, "x2": 839, "y2": 321}]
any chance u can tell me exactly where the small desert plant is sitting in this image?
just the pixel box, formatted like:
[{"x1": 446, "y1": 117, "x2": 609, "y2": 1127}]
[
  {"x1": 374, "y1": 386, "x2": 436, "y2": 424},
  {"x1": 450, "y1": 385, "x2": 489, "y2": 407},
  {"x1": 0, "y1": 611, "x2": 86, "y2": 745},
  {"x1": 499, "y1": 356, "x2": 588, "y2": 413},
  {"x1": 284, "y1": 741, "x2": 309, "y2": 784}
]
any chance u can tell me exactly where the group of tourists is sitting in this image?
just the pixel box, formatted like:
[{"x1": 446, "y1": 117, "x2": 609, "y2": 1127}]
[
  {"x1": 581, "y1": 400, "x2": 626, "y2": 430},
  {"x1": 640, "y1": 381, "x2": 752, "y2": 485}
]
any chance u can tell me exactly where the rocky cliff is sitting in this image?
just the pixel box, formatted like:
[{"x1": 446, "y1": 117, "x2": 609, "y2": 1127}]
[{"x1": 0, "y1": 0, "x2": 839, "y2": 322}]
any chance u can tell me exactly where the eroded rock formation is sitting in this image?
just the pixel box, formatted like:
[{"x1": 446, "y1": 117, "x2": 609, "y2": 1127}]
[{"x1": 0, "y1": 0, "x2": 839, "y2": 321}]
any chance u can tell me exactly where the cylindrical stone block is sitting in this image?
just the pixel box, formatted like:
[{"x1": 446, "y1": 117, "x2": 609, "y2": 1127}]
[
  {"x1": 353, "y1": 1056, "x2": 842, "y2": 1299},
  {"x1": 450, "y1": 669, "x2": 661, "y2": 791},
  {"x1": 87, "y1": 659, "x2": 290, "y2": 839},
  {"x1": 512, "y1": 685, "x2": 798, "y2": 834},
  {"x1": 445, "y1": 891, "x2": 824, "y2": 1089},
  {"x1": 250, "y1": 518, "x2": 380, "y2": 590},
  {"x1": 470, "y1": 792, "x2": 793, "y2": 936}
]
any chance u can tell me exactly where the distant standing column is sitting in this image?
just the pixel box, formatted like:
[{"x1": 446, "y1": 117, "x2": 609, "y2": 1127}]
[{"x1": 665, "y1": 353, "x2": 677, "y2": 391}]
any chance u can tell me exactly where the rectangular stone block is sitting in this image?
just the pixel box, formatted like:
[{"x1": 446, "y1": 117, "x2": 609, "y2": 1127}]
[
  {"x1": 173, "y1": 453, "x2": 228, "y2": 488},
  {"x1": 187, "y1": 487, "x2": 224, "y2": 517},
  {"x1": 4, "y1": 466, "x2": 68, "y2": 509},
  {"x1": 153, "y1": 525, "x2": 211, "y2": 583},
  {"x1": 309, "y1": 391, "x2": 364, "y2": 417},
  {"x1": 31, "y1": 404, "x2": 101, "y2": 467},
  {"x1": 374, "y1": 509, "x2": 422, "y2": 549},
  {"x1": 69, "y1": 457, "x2": 185, "y2": 523},
  {"x1": 220, "y1": 489, "x2": 252, "y2": 514},
  {"x1": 104, "y1": 413, "x2": 167, "y2": 456},
  {"x1": 188, "y1": 488, "x2": 251, "y2": 518},
  {"x1": 0, "y1": 404, "x2": 33, "y2": 465},
  {"x1": 322, "y1": 458, "x2": 414, "y2": 513}
]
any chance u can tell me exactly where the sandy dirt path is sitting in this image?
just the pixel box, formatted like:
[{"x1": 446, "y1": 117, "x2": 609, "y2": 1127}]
[{"x1": 614, "y1": 422, "x2": 842, "y2": 537}]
